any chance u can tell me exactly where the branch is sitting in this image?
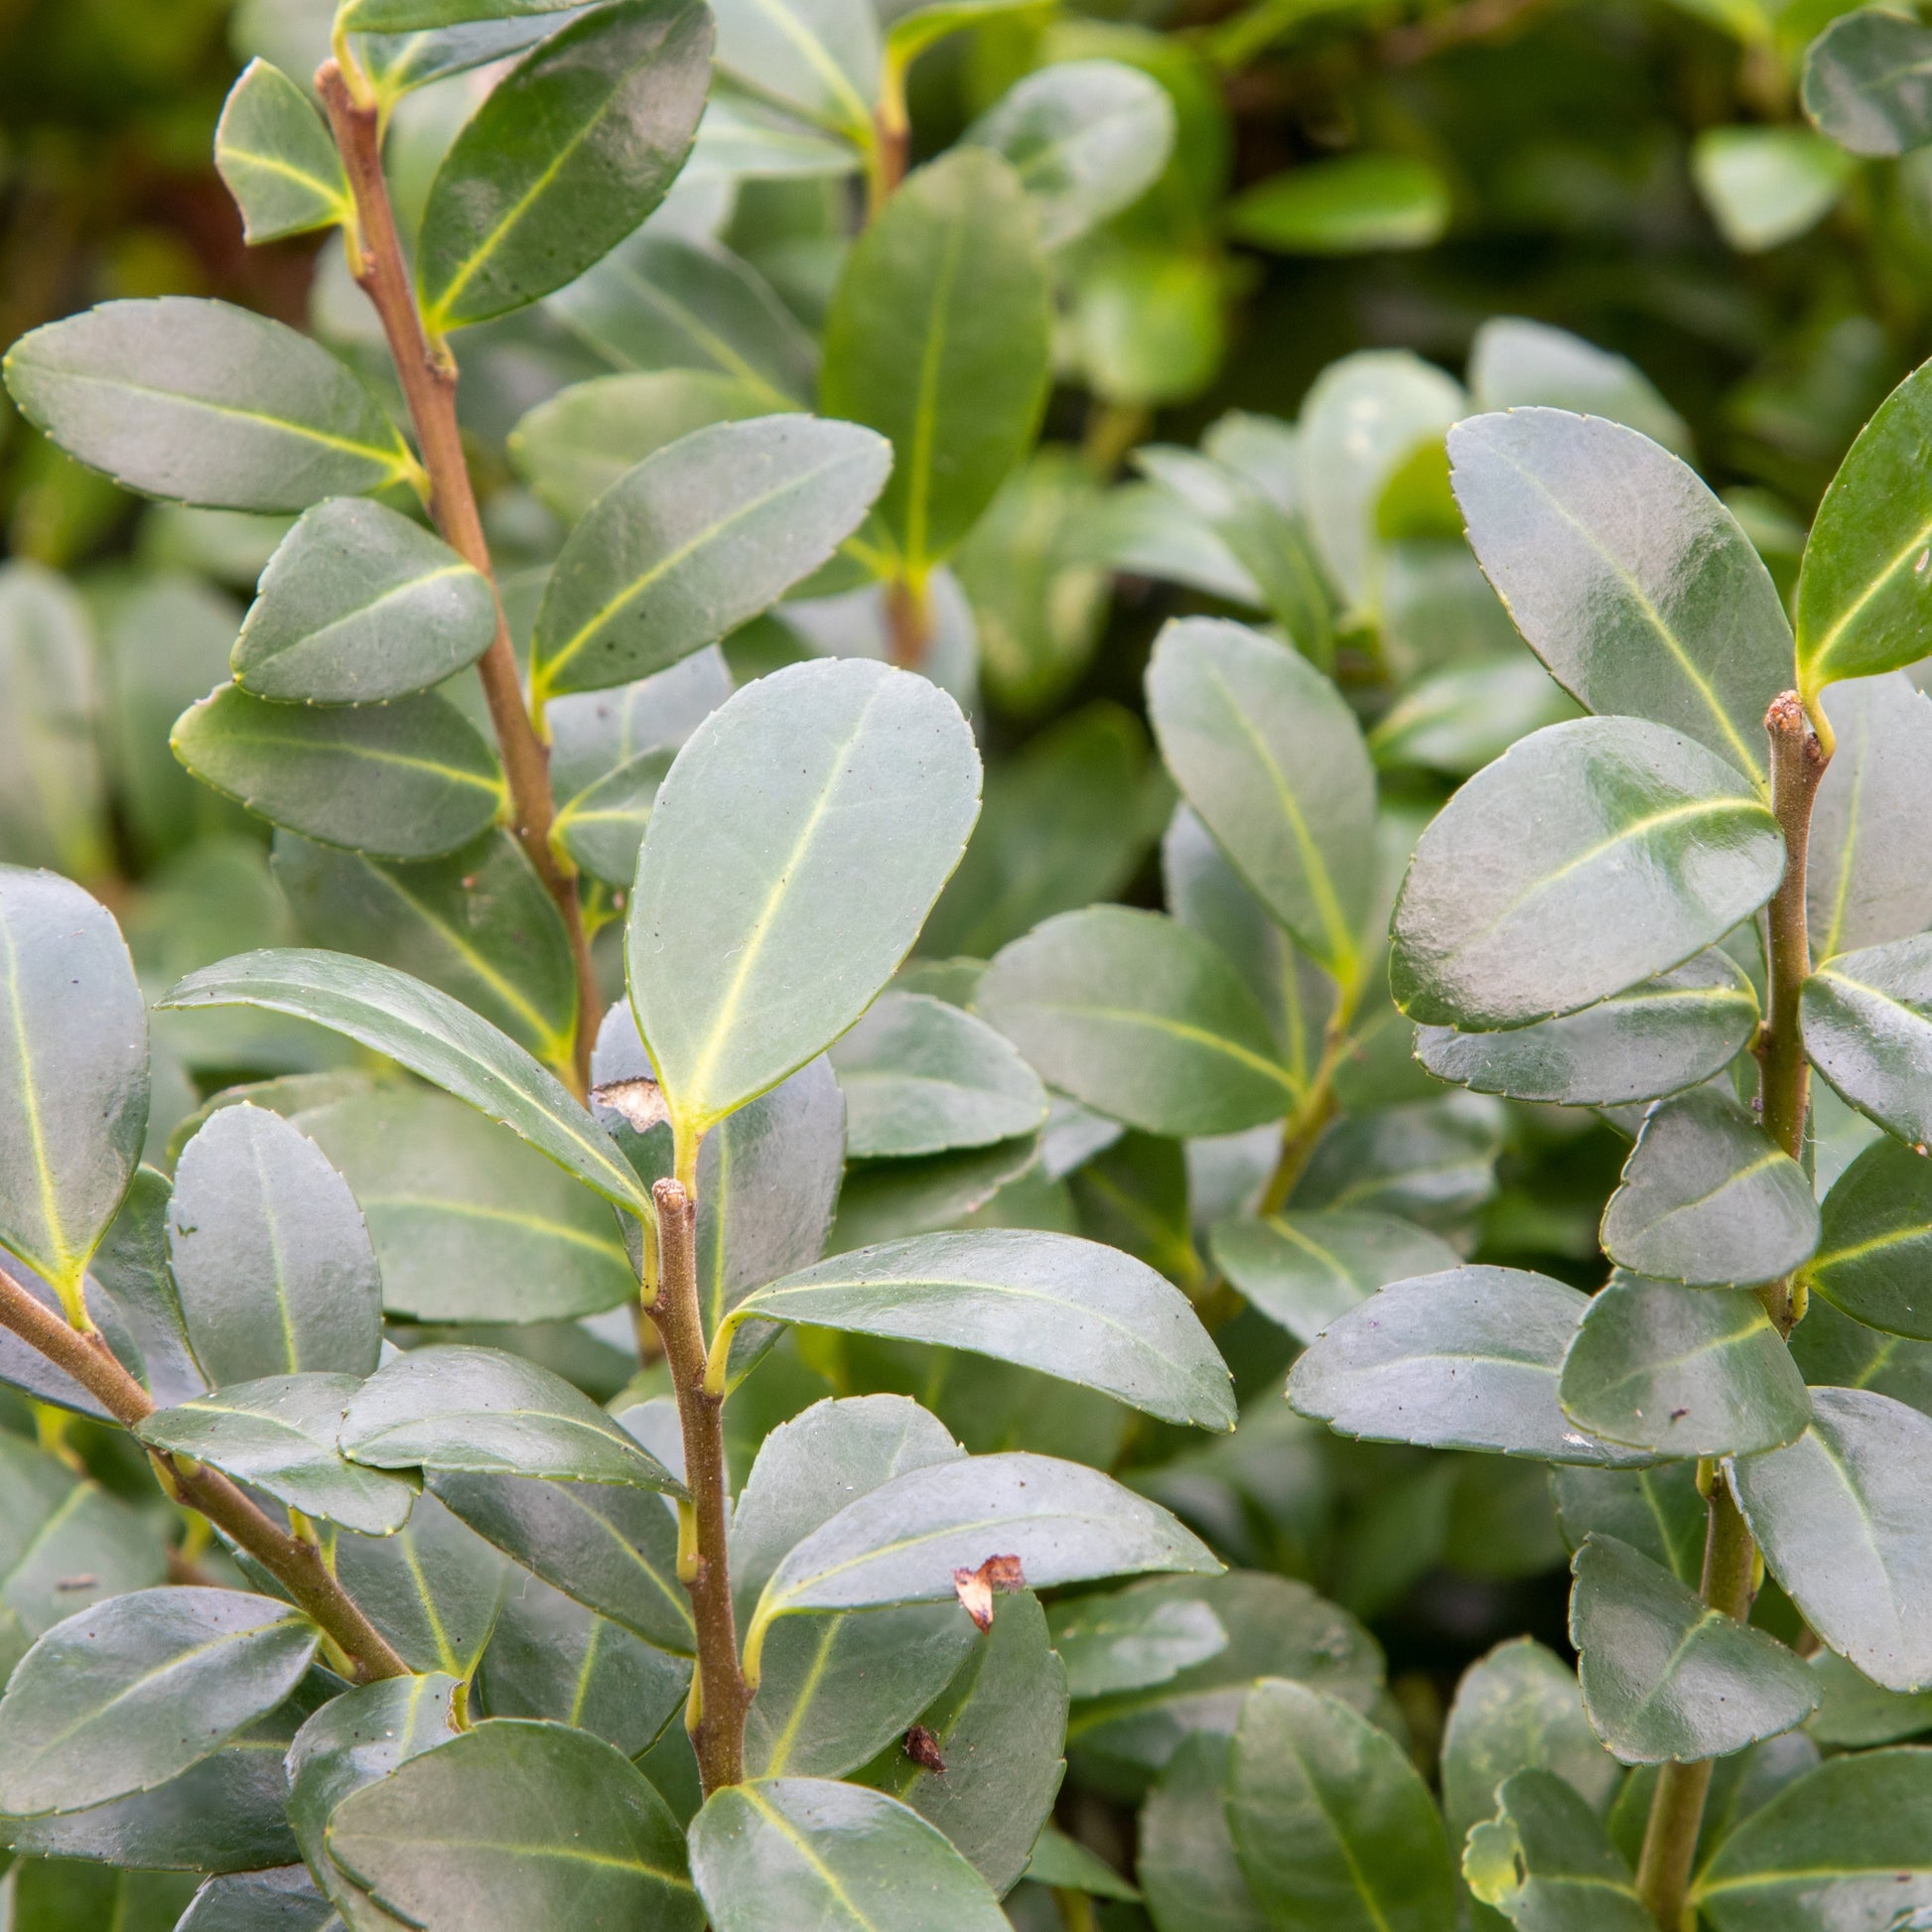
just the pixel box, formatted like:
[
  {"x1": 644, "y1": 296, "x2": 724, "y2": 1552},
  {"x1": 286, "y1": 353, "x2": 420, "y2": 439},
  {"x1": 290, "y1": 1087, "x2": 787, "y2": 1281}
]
[
  {"x1": 0, "y1": 1260, "x2": 408, "y2": 1682},
  {"x1": 649, "y1": 1177, "x2": 751, "y2": 1792},
  {"x1": 317, "y1": 59, "x2": 601, "y2": 1095}
]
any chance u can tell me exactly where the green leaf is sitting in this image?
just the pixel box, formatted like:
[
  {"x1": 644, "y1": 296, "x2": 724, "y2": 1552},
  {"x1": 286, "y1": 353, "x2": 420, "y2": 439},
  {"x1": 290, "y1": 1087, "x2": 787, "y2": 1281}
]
[
  {"x1": 1027, "y1": 1825, "x2": 1140, "y2": 1901},
  {"x1": 1692, "y1": 125, "x2": 1853, "y2": 253},
  {"x1": 962, "y1": 60, "x2": 1175, "y2": 250},
  {"x1": 1803, "y1": 935, "x2": 1932, "y2": 1145},
  {"x1": 3, "y1": 299, "x2": 418, "y2": 511},
  {"x1": 1441, "y1": 1637, "x2": 1617, "y2": 1853},
  {"x1": 627, "y1": 657, "x2": 981, "y2": 1138},
  {"x1": 1448, "y1": 409, "x2": 1790, "y2": 787},
  {"x1": 708, "y1": 0, "x2": 878, "y2": 141},
  {"x1": 214, "y1": 60, "x2": 349, "y2": 245},
  {"x1": 686, "y1": 94, "x2": 862, "y2": 180},
  {"x1": 333, "y1": 1491, "x2": 508, "y2": 1677},
  {"x1": 510, "y1": 370, "x2": 773, "y2": 523},
  {"x1": 1416, "y1": 950, "x2": 1758, "y2": 1108},
  {"x1": 232, "y1": 498, "x2": 495, "y2": 705},
  {"x1": 0, "y1": 1588, "x2": 318, "y2": 1817},
  {"x1": 1804, "y1": 9, "x2": 1932, "y2": 157},
  {"x1": 1290, "y1": 1093, "x2": 1504, "y2": 1234},
  {"x1": 529, "y1": 416, "x2": 891, "y2": 700},
  {"x1": 745, "y1": 1449, "x2": 1218, "y2": 1672},
  {"x1": 863, "y1": 1592, "x2": 1067, "y2": 1893},
  {"x1": 176, "y1": 1867, "x2": 340, "y2": 1932},
  {"x1": 1810, "y1": 1135, "x2": 1932, "y2": 1339},
  {"x1": 716, "y1": 1228, "x2": 1236, "y2": 1429},
  {"x1": 1049, "y1": 1587, "x2": 1228, "y2": 1699},
  {"x1": 548, "y1": 231, "x2": 815, "y2": 407},
  {"x1": 169, "y1": 1104, "x2": 382, "y2": 1383},
  {"x1": 298, "y1": 1087, "x2": 633, "y2": 1323},
  {"x1": 553, "y1": 745, "x2": 671, "y2": 888},
  {"x1": 1787, "y1": 1292, "x2": 1932, "y2": 1417},
  {"x1": 1208, "y1": 1211, "x2": 1458, "y2": 1346},
  {"x1": 690, "y1": 1778, "x2": 1009, "y2": 1932},
  {"x1": 340, "y1": 1345, "x2": 684, "y2": 1492},
  {"x1": 1227, "y1": 1677, "x2": 1455, "y2": 1932},
  {"x1": 1599, "y1": 1087, "x2": 1819, "y2": 1287},
  {"x1": 828, "y1": 991, "x2": 1045, "y2": 1158},
  {"x1": 1467, "y1": 316, "x2": 1692, "y2": 456},
  {"x1": 1688, "y1": 1745, "x2": 1932, "y2": 1928},
  {"x1": 339, "y1": 0, "x2": 584, "y2": 27},
  {"x1": 1559, "y1": 1275, "x2": 1811, "y2": 1456},
  {"x1": 1389, "y1": 718, "x2": 1784, "y2": 1030},
  {"x1": 0, "y1": 868, "x2": 148, "y2": 1305},
  {"x1": 15, "y1": 1865, "x2": 200, "y2": 1929},
  {"x1": 1368, "y1": 655, "x2": 1585, "y2": 781},
  {"x1": 821, "y1": 149, "x2": 1052, "y2": 573},
  {"x1": 1287, "y1": 1266, "x2": 1660, "y2": 1466},
  {"x1": 416, "y1": 0, "x2": 712, "y2": 333},
  {"x1": 1137, "y1": 1731, "x2": 1266, "y2": 1932},
  {"x1": 329, "y1": 1719, "x2": 701, "y2": 1931},
  {"x1": 1227, "y1": 154, "x2": 1449, "y2": 254},
  {"x1": 975, "y1": 906, "x2": 1299, "y2": 1138},
  {"x1": 1731, "y1": 1385, "x2": 1932, "y2": 1692},
  {"x1": 1463, "y1": 1769, "x2": 1651, "y2": 1931},
  {"x1": 1146, "y1": 619, "x2": 1375, "y2": 977},
  {"x1": 1570, "y1": 1534, "x2": 1817, "y2": 1763},
  {"x1": 139, "y1": 1374, "x2": 417, "y2": 1536},
  {"x1": 171, "y1": 686, "x2": 504, "y2": 861},
  {"x1": 159, "y1": 949, "x2": 656, "y2": 1218}
]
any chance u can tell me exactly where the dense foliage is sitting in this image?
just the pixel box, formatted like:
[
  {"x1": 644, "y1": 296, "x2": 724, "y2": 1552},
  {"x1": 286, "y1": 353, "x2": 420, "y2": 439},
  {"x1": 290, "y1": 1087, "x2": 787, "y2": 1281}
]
[{"x1": 8, "y1": 0, "x2": 1932, "y2": 1927}]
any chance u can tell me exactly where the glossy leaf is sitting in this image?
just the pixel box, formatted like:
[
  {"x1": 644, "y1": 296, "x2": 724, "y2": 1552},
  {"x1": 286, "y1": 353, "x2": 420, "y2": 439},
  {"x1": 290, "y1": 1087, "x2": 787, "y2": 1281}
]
[
  {"x1": 627, "y1": 657, "x2": 980, "y2": 1136},
  {"x1": 1449, "y1": 409, "x2": 1790, "y2": 786},
  {"x1": 691, "y1": 1778, "x2": 1008, "y2": 1932},
  {"x1": 975, "y1": 906, "x2": 1299, "y2": 1137},
  {"x1": 1208, "y1": 1210, "x2": 1458, "y2": 1346},
  {"x1": 828, "y1": 990, "x2": 1045, "y2": 1158},
  {"x1": 1731, "y1": 1386, "x2": 1932, "y2": 1692},
  {"x1": 341, "y1": 1345, "x2": 683, "y2": 1492},
  {"x1": 1228, "y1": 153, "x2": 1449, "y2": 254},
  {"x1": 329, "y1": 1720, "x2": 702, "y2": 1931},
  {"x1": 1804, "y1": 9, "x2": 1932, "y2": 157},
  {"x1": 233, "y1": 498, "x2": 494, "y2": 705},
  {"x1": 176, "y1": 1866, "x2": 341, "y2": 1931},
  {"x1": 3, "y1": 299, "x2": 416, "y2": 510},
  {"x1": 333, "y1": 1491, "x2": 508, "y2": 1677},
  {"x1": 1137, "y1": 1732, "x2": 1267, "y2": 1932},
  {"x1": 963, "y1": 61, "x2": 1175, "y2": 249},
  {"x1": 1560, "y1": 1275, "x2": 1811, "y2": 1455},
  {"x1": 160, "y1": 950, "x2": 656, "y2": 1217},
  {"x1": 1389, "y1": 717, "x2": 1784, "y2": 1030},
  {"x1": 0, "y1": 868, "x2": 147, "y2": 1303},
  {"x1": 1803, "y1": 935, "x2": 1932, "y2": 1145},
  {"x1": 1570, "y1": 1534, "x2": 1817, "y2": 1763},
  {"x1": 172, "y1": 686, "x2": 503, "y2": 861},
  {"x1": 1227, "y1": 1677, "x2": 1455, "y2": 1932},
  {"x1": 1416, "y1": 949, "x2": 1758, "y2": 1107},
  {"x1": 1811, "y1": 1135, "x2": 1932, "y2": 1339},
  {"x1": 1288, "y1": 1266, "x2": 1658, "y2": 1466},
  {"x1": 214, "y1": 60, "x2": 348, "y2": 244},
  {"x1": 1146, "y1": 618, "x2": 1375, "y2": 977},
  {"x1": 717, "y1": 1228, "x2": 1235, "y2": 1428},
  {"x1": 1463, "y1": 1770, "x2": 1651, "y2": 1932},
  {"x1": 820, "y1": 149, "x2": 1052, "y2": 572},
  {"x1": 139, "y1": 1374, "x2": 416, "y2": 1536},
  {"x1": 529, "y1": 416, "x2": 891, "y2": 699},
  {"x1": 416, "y1": 0, "x2": 712, "y2": 332},
  {"x1": 0, "y1": 1588, "x2": 318, "y2": 1817}
]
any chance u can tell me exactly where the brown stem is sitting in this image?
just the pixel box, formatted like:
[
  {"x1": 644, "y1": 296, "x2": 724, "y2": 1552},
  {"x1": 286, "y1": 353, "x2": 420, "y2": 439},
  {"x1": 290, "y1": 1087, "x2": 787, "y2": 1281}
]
[
  {"x1": 650, "y1": 1177, "x2": 751, "y2": 1792},
  {"x1": 318, "y1": 60, "x2": 600, "y2": 1094},
  {"x1": 1635, "y1": 692, "x2": 1829, "y2": 1927},
  {"x1": 0, "y1": 1261, "x2": 408, "y2": 1682},
  {"x1": 885, "y1": 577, "x2": 932, "y2": 670}
]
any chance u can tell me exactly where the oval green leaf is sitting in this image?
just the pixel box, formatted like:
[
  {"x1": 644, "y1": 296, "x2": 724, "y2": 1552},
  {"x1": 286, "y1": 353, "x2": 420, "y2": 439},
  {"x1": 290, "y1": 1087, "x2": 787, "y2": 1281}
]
[
  {"x1": 1208, "y1": 1210, "x2": 1459, "y2": 1346},
  {"x1": 1803, "y1": 934, "x2": 1932, "y2": 1144},
  {"x1": 214, "y1": 60, "x2": 349, "y2": 244},
  {"x1": 1810, "y1": 1135, "x2": 1932, "y2": 1339},
  {"x1": 1803, "y1": 9, "x2": 1932, "y2": 157}
]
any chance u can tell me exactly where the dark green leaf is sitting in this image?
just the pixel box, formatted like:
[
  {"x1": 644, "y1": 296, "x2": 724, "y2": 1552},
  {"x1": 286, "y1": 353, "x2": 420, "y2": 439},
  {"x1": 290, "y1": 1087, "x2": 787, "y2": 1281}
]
[
  {"x1": 821, "y1": 149, "x2": 1052, "y2": 573},
  {"x1": 553, "y1": 745, "x2": 670, "y2": 887},
  {"x1": 825, "y1": 1136, "x2": 1037, "y2": 1254},
  {"x1": 1555, "y1": 1463, "x2": 1706, "y2": 1586},
  {"x1": 1287, "y1": 1266, "x2": 1659, "y2": 1466},
  {"x1": 1804, "y1": 9, "x2": 1932, "y2": 156},
  {"x1": 1811, "y1": 1135, "x2": 1932, "y2": 1338},
  {"x1": 690, "y1": 1778, "x2": 1008, "y2": 1932},
  {"x1": 1804, "y1": 934, "x2": 1932, "y2": 1145},
  {"x1": 1731, "y1": 1385, "x2": 1932, "y2": 1692},
  {"x1": 1137, "y1": 1732, "x2": 1266, "y2": 1932},
  {"x1": 1290, "y1": 1093, "x2": 1504, "y2": 1233},
  {"x1": 0, "y1": 1589, "x2": 318, "y2": 1816},
  {"x1": 627, "y1": 657, "x2": 981, "y2": 1137},
  {"x1": 214, "y1": 60, "x2": 349, "y2": 244},
  {"x1": 1463, "y1": 1769, "x2": 1651, "y2": 1932},
  {"x1": 13, "y1": 1863, "x2": 200, "y2": 1930},
  {"x1": 3, "y1": 299, "x2": 417, "y2": 511},
  {"x1": 139, "y1": 1374, "x2": 417, "y2": 1536},
  {"x1": 1210, "y1": 1210, "x2": 1460, "y2": 1345},
  {"x1": 1807, "y1": 1646, "x2": 1932, "y2": 1746},
  {"x1": 416, "y1": 0, "x2": 712, "y2": 332},
  {"x1": 529, "y1": 416, "x2": 891, "y2": 700},
  {"x1": 1228, "y1": 1677, "x2": 1455, "y2": 1932},
  {"x1": 1049, "y1": 1587, "x2": 1227, "y2": 1699},
  {"x1": 0, "y1": 868, "x2": 148, "y2": 1307},
  {"x1": 341, "y1": 1345, "x2": 683, "y2": 1491},
  {"x1": 1027, "y1": 1825, "x2": 1140, "y2": 1901},
  {"x1": 1787, "y1": 1291, "x2": 1932, "y2": 1416},
  {"x1": 233, "y1": 498, "x2": 495, "y2": 705},
  {"x1": 176, "y1": 1866, "x2": 342, "y2": 1932},
  {"x1": 1228, "y1": 153, "x2": 1449, "y2": 254},
  {"x1": 333, "y1": 1491, "x2": 508, "y2": 1677},
  {"x1": 1390, "y1": 718, "x2": 1784, "y2": 1029}
]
